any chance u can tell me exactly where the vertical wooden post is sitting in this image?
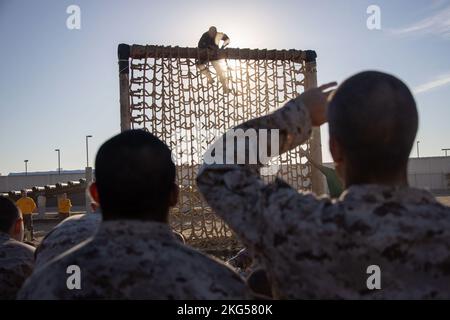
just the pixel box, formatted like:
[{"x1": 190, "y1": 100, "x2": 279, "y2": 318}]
[
  {"x1": 118, "y1": 44, "x2": 131, "y2": 132},
  {"x1": 304, "y1": 51, "x2": 325, "y2": 195}
]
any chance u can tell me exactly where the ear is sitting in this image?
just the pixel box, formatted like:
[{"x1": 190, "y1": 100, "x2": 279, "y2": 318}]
[
  {"x1": 330, "y1": 136, "x2": 347, "y2": 185},
  {"x1": 14, "y1": 217, "x2": 23, "y2": 235},
  {"x1": 329, "y1": 136, "x2": 343, "y2": 165},
  {"x1": 168, "y1": 183, "x2": 179, "y2": 208},
  {"x1": 89, "y1": 182, "x2": 100, "y2": 204}
]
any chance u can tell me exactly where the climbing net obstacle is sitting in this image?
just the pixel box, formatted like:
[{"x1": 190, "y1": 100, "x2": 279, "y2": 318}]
[{"x1": 118, "y1": 44, "x2": 324, "y2": 250}]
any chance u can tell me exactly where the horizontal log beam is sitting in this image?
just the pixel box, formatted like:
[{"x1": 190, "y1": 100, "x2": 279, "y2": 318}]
[{"x1": 122, "y1": 44, "x2": 316, "y2": 63}]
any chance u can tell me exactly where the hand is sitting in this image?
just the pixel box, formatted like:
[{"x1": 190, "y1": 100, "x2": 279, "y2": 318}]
[{"x1": 296, "y1": 82, "x2": 337, "y2": 126}]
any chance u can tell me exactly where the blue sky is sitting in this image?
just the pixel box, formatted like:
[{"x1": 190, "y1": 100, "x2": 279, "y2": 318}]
[{"x1": 0, "y1": 0, "x2": 449, "y2": 175}]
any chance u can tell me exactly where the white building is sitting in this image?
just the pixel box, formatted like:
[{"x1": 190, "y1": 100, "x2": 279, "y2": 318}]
[
  {"x1": 322, "y1": 156, "x2": 450, "y2": 195},
  {"x1": 1, "y1": 156, "x2": 449, "y2": 195},
  {"x1": 0, "y1": 170, "x2": 86, "y2": 193},
  {"x1": 407, "y1": 157, "x2": 450, "y2": 193}
]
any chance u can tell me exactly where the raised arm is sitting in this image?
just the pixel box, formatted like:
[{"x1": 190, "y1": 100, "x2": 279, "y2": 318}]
[
  {"x1": 221, "y1": 34, "x2": 230, "y2": 49},
  {"x1": 196, "y1": 83, "x2": 336, "y2": 251}
]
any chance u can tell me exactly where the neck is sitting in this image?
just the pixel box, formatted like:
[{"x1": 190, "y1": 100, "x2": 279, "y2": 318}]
[
  {"x1": 345, "y1": 170, "x2": 408, "y2": 188},
  {"x1": 0, "y1": 231, "x2": 20, "y2": 241},
  {"x1": 101, "y1": 209, "x2": 169, "y2": 223}
]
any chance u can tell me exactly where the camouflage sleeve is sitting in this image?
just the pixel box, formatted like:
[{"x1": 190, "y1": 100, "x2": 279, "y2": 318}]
[{"x1": 196, "y1": 97, "x2": 319, "y2": 251}]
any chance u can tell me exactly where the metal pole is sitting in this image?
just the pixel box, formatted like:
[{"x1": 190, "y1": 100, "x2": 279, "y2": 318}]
[
  {"x1": 118, "y1": 44, "x2": 131, "y2": 132},
  {"x1": 55, "y1": 149, "x2": 61, "y2": 175},
  {"x1": 85, "y1": 166, "x2": 93, "y2": 214},
  {"x1": 24, "y1": 160, "x2": 28, "y2": 175},
  {"x1": 303, "y1": 51, "x2": 325, "y2": 195},
  {"x1": 85, "y1": 135, "x2": 93, "y2": 215},
  {"x1": 86, "y1": 135, "x2": 92, "y2": 167},
  {"x1": 416, "y1": 141, "x2": 420, "y2": 158}
]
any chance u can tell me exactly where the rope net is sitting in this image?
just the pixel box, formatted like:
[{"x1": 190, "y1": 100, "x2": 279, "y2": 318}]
[{"x1": 126, "y1": 46, "x2": 313, "y2": 250}]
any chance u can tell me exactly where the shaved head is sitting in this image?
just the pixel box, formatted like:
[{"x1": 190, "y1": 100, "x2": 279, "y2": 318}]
[
  {"x1": 208, "y1": 26, "x2": 217, "y2": 36},
  {"x1": 328, "y1": 71, "x2": 418, "y2": 184},
  {"x1": 95, "y1": 130, "x2": 176, "y2": 222}
]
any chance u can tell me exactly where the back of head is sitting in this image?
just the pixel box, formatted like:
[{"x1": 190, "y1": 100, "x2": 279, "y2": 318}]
[
  {"x1": 208, "y1": 26, "x2": 217, "y2": 35},
  {"x1": 0, "y1": 196, "x2": 20, "y2": 234},
  {"x1": 328, "y1": 71, "x2": 418, "y2": 182},
  {"x1": 95, "y1": 130, "x2": 176, "y2": 222}
]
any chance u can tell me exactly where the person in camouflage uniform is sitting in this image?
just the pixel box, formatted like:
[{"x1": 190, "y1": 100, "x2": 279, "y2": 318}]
[
  {"x1": 197, "y1": 71, "x2": 450, "y2": 299},
  {"x1": 196, "y1": 26, "x2": 232, "y2": 94},
  {"x1": 0, "y1": 196, "x2": 35, "y2": 299},
  {"x1": 34, "y1": 211, "x2": 101, "y2": 270},
  {"x1": 34, "y1": 209, "x2": 186, "y2": 271},
  {"x1": 19, "y1": 130, "x2": 248, "y2": 300}
]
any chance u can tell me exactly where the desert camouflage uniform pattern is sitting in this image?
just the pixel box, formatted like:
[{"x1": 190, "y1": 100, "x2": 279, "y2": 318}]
[
  {"x1": 34, "y1": 212, "x2": 101, "y2": 269},
  {"x1": 18, "y1": 220, "x2": 249, "y2": 299},
  {"x1": 197, "y1": 98, "x2": 450, "y2": 299},
  {"x1": 0, "y1": 232, "x2": 35, "y2": 299}
]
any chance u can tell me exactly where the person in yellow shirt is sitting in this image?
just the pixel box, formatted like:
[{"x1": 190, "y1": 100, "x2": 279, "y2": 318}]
[
  {"x1": 58, "y1": 193, "x2": 72, "y2": 219},
  {"x1": 15, "y1": 190, "x2": 37, "y2": 241}
]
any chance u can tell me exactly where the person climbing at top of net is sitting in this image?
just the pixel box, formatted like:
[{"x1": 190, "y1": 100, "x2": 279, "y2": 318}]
[
  {"x1": 198, "y1": 26, "x2": 230, "y2": 50},
  {"x1": 196, "y1": 26, "x2": 232, "y2": 94}
]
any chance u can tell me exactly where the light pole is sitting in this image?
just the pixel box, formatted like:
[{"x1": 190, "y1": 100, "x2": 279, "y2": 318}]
[
  {"x1": 85, "y1": 135, "x2": 93, "y2": 214},
  {"x1": 24, "y1": 160, "x2": 28, "y2": 175},
  {"x1": 416, "y1": 141, "x2": 420, "y2": 158},
  {"x1": 86, "y1": 135, "x2": 93, "y2": 167},
  {"x1": 443, "y1": 148, "x2": 450, "y2": 157},
  {"x1": 55, "y1": 149, "x2": 61, "y2": 175}
]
